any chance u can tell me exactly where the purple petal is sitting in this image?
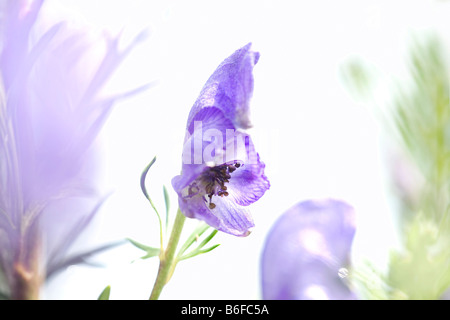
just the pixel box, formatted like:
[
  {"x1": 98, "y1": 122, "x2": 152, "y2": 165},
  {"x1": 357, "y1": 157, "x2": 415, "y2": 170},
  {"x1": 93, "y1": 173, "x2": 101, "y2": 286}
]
[
  {"x1": 1, "y1": 0, "x2": 44, "y2": 89},
  {"x1": 177, "y1": 193, "x2": 254, "y2": 237},
  {"x1": 186, "y1": 43, "x2": 259, "y2": 131},
  {"x1": 261, "y1": 199, "x2": 357, "y2": 300},
  {"x1": 227, "y1": 136, "x2": 270, "y2": 206},
  {"x1": 186, "y1": 106, "x2": 235, "y2": 136},
  {"x1": 212, "y1": 196, "x2": 254, "y2": 236}
]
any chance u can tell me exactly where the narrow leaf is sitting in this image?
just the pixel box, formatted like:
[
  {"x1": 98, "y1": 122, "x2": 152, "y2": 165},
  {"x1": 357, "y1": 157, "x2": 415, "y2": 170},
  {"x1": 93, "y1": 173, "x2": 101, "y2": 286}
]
[
  {"x1": 196, "y1": 229, "x2": 218, "y2": 250},
  {"x1": 46, "y1": 240, "x2": 126, "y2": 280},
  {"x1": 179, "y1": 244, "x2": 221, "y2": 261},
  {"x1": 163, "y1": 185, "x2": 170, "y2": 229},
  {"x1": 127, "y1": 238, "x2": 160, "y2": 259},
  {"x1": 47, "y1": 194, "x2": 111, "y2": 271},
  {"x1": 140, "y1": 156, "x2": 157, "y2": 201},
  {"x1": 139, "y1": 157, "x2": 164, "y2": 249},
  {"x1": 140, "y1": 252, "x2": 161, "y2": 260},
  {"x1": 98, "y1": 286, "x2": 111, "y2": 300},
  {"x1": 177, "y1": 223, "x2": 210, "y2": 257}
]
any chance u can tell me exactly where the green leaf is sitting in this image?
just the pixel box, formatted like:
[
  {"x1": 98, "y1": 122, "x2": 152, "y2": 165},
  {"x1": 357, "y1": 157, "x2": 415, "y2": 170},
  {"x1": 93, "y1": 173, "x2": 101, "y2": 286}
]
[
  {"x1": 340, "y1": 58, "x2": 375, "y2": 101},
  {"x1": 196, "y1": 229, "x2": 218, "y2": 250},
  {"x1": 98, "y1": 285, "x2": 111, "y2": 300},
  {"x1": 127, "y1": 238, "x2": 160, "y2": 260},
  {"x1": 177, "y1": 223, "x2": 210, "y2": 257},
  {"x1": 178, "y1": 228, "x2": 220, "y2": 261},
  {"x1": 387, "y1": 214, "x2": 450, "y2": 299},
  {"x1": 140, "y1": 156, "x2": 157, "y2": 201},
  {"x1": 350, "y1": 261, "x2": 391, "y2": 300},
  {"x1": 163, "y1": 185, "x2": 170, "y2": 229},
  {"x1": 140, "y1": 157, "x2": 163, "y2": 247},
  {"x1": 179, "y1": 244, "x2": 221, "y2": 261}
]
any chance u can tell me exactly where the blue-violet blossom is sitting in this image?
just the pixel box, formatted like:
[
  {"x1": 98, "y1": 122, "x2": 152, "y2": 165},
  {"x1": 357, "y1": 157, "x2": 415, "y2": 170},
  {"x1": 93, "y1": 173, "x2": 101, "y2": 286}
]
[
  {"x1": 261, "y1": 199, "x2": 357, "y2": 300},
  {"x1": 172, "y1": 43, "x2": 269, "y2": 236},
  {"x1": 0, "y1": 0, "x2": 146, "y2": 299}
]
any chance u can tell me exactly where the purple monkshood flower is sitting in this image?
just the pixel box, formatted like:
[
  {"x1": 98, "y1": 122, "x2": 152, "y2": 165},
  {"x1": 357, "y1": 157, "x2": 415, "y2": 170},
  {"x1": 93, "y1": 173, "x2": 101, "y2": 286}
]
[
  {"x1": 261, "y1": 199, "x2": 357, "y2": 300},
  {"x1": 0, "y1": 0, "x2": 146, "y2": 299},
  {"x1": 172, "y1": 44, "x2": 270, "y2": 237}
]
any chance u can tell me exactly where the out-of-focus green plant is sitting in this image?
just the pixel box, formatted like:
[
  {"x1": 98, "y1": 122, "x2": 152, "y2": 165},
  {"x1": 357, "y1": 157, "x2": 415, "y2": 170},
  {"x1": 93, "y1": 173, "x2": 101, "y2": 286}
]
[{"x1": 341, "y1": 35, "x2": 450, "y2": 300}]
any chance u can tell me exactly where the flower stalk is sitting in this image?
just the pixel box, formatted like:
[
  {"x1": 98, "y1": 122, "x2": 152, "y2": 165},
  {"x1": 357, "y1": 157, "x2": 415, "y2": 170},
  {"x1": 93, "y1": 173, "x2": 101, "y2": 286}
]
[
  {"x1": 11, "y1": 223, "x2": 42, "y2": 300},
  {"x1": 149, "y1": 209, "x2": 185, "y2": 300}
]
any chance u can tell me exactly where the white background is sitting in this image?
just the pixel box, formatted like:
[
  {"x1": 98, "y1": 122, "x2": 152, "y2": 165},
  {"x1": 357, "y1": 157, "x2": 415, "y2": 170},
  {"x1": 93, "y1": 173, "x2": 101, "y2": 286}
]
[{"x1": 41, "y1": 0, "x2": 450, "y2": 299}]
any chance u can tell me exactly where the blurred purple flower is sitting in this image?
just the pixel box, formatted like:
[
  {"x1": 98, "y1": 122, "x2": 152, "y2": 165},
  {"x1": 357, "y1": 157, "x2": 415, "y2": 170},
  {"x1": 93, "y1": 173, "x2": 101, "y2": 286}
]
[
  {"x1": 0, "y1": 0, "x2": 147, "y2": 299},
  {"x1": 261, "y1": 199, "x2": 357, "y2": 300},
  {"x1": 172, "y1": 43, "x2": 269, "y2": 236}
]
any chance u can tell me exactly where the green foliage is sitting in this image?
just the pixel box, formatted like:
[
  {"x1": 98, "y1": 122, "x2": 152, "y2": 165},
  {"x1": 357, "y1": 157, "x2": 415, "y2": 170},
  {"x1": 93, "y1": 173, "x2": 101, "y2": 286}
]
[
  {"x1": 350, "y1": 261, "x2": 391, "y2": 300},
  {"x1": 127, "y1": 238, "x2": 160, "y2": 260},
  {"x1": 128, "y1": 222, "x2": 220, "y2": 263},
  {"x1": 388, "y1": 214, "x2": 450, "y2": 299},
  {"x1": 132, "y1": 158, "x2": 220, "y2": 299},
  {"x1": 340, "y1": 58, "x2": 375, "y2": 101},
  {"x1": 177, "y1": 223, "x2": 211, "y2": 257},
  {"x1": 140, "y1": 156, "x2": 164, "y2": 250},
  {"x1": 163, "y1": 185, "x2": 170, "y2": 231},
  {"x1": 98, "y1": 285, "x2": 111, "y2": 300},
  {"x1": 140, "y1": 157, "x2": 162, "y2": 223},
  {"x1": 178, "y1": 229, "x2": 220, "y2": 261},
  {"x1": 342, "y1": 35, "x2": 450, "y2": 300},
  {"x1": 391, "y1": 37, "x2": 450, "y2": 224}
]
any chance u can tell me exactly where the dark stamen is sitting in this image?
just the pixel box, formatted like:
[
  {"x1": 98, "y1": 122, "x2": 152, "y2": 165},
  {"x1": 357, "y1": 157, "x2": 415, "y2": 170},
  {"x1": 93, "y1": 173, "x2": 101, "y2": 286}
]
[{"x1": 199, "y1": 162, "x2": 242, "y2": 209}]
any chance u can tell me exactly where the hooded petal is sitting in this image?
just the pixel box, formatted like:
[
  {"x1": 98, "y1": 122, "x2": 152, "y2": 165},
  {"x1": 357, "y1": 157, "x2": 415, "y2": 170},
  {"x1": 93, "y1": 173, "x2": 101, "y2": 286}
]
[
  {"x1": 261, "y1": 199, "x2": 357, "y2": 300},
  {"x1": 172, "y1": 106, "x2": 235, "y2": 193},
  {"x1": 186, "y1": 43, "x2": 259, "y2": 131}
]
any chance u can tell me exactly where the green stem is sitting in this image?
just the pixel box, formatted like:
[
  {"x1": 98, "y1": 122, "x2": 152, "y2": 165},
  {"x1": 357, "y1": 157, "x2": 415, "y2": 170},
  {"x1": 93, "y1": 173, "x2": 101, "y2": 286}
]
[{"x1": 149, "y1": 209, "x2": 185, "y2": 300}]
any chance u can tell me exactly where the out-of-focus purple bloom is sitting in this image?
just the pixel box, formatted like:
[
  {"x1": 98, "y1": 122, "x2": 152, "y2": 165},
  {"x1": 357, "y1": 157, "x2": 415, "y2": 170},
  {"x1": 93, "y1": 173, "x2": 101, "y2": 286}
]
[
  {"x1": 0, "y1": 0, "x2": 146, "y2": 299},
  {"x1": 261, "y1": 199, "x2": 357, "y2": 300},
  {"x1": 172, "y1": 44, "x2": 269, "y2": 236}
]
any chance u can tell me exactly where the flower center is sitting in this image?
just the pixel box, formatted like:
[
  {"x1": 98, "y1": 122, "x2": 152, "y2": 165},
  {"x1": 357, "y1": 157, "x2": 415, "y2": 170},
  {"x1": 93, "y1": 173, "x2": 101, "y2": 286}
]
[{"x1": 200, "y1": 162, "x2": 241, "y2": 209}]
